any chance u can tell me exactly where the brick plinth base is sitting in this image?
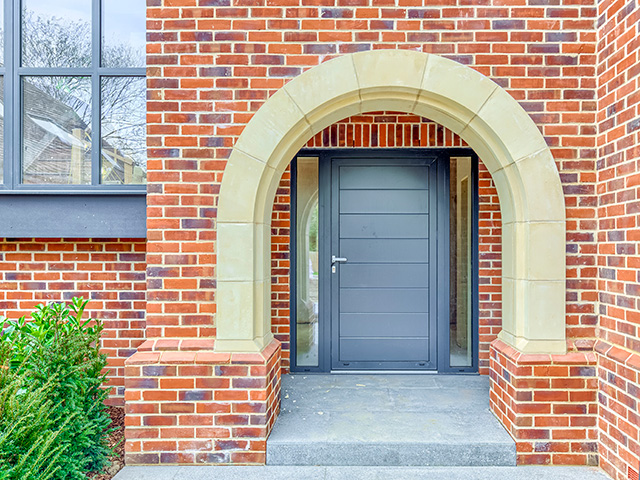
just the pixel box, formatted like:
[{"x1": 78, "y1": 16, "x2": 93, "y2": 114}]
[
  {"x1": 124, "y1": 339, "x2": 281, "y2": 465},
  {"x1": 490, "y1": 340, "x2": 598, "y2": 465}
]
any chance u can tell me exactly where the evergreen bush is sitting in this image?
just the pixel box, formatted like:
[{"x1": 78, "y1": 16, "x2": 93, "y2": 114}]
[{"x1": 0, "y1": 298, "x2": 112, "y2": 480}]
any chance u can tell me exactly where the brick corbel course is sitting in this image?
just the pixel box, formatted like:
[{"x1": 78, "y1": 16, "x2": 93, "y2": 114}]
[
  {"x1": 489, "y1": 339, "x2": 598, "y2": 466},
  {"x1": 124, "y1": 339, "x2": 281, "y2": 465}
]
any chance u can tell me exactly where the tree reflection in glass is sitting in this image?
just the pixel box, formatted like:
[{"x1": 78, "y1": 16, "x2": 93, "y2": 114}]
[{"x1": 17, "y1": 0, "x2": 146, "y2": 185}]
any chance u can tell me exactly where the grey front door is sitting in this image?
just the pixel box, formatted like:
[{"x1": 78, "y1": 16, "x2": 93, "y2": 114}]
[{"x1": 330, "y1": 156, "x2": 440, "y2": 370}]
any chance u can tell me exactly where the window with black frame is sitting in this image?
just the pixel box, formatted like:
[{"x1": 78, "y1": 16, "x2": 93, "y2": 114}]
[{"x1": 0, "y1": 0, "x2": 146, "y2": 190}]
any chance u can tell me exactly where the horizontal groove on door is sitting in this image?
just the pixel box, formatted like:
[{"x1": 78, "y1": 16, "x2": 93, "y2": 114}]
[{"x1": 341, "y1": 336, "x2": 430, "y2": 340}]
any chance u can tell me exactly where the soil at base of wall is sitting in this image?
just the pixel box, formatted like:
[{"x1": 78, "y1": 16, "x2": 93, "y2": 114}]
[{"x1": 88, "y1": 406, "x2": 125, "y2": 480}]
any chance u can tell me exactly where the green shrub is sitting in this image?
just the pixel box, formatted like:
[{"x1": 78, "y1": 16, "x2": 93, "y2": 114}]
[
  {"x1": 0, "y1": 344, "x2": 68, "y2": 480},
  {"x1": 0, "y1": 298, "x2": 113, "y2": 480}
]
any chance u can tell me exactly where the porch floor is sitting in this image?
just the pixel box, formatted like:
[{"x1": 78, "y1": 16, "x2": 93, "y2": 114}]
[{"x1": 267, "y1": 374, "x2": 516, "y2": 466}]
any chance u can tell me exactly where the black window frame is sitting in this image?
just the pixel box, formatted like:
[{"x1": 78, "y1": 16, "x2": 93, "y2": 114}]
[{"x1": 0, "y1": 0, "x2": 147, "y2": 238}]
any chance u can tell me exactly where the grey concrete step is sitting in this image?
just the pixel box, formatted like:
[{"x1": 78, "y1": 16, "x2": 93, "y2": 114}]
[
  {"x1": 267, "y1": 374, "x2": 516, "y2": 466},
  {"x1": 114, "y1": 466, "x2": 613, "y2": 480}
]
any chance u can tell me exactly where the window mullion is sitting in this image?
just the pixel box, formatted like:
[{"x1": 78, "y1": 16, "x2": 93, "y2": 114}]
[
  {"x1": 91, "y1": 74, "x2": 100, "y2": 186},
  {"x1": 90, "y1": 0, "x2": 101, "y2": 186},
  {"x1": 1, "y1": 0, "x2": 11, "y2": 189},
  {"x1": 10, "y1": 0, "x2": 19, "y2": 189}
]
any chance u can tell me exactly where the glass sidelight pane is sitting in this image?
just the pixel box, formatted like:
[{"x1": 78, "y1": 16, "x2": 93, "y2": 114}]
[
  {"x1": 0, "y1": 0, "x2": 4, "y2": 67},
  {"x1": 22, "y1": 0, "x2": 92, "y2": 68},
  {"x1": 102, "y1": 0, "x2": 146, "y2": 68},
  {"x1": 449, "y1": 157, "x2": 473, "y2": 367},
  {"x1": 101, "y1": 77, "x2": 147, "y2": 184},
  {"x1": 0, "y1": 77, "x2": 3, "y2": 183},
  {"x1": 295, "y1": 157, "x2": 320, "y2": 367},
  {"x1": 22, "y1": 76, "x2": 92, "y2": 184}
]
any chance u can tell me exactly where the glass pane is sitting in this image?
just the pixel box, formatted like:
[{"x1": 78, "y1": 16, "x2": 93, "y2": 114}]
[
  {"x1": 0, "y1": 0, "x2": 4, "y2": 67},
  {"x1": 450, "y1": 157, "x2": 473, "y2": 367},
  {"x1": 22, "y1": 0, "x2": 92, "y2": 68},
  {"x1": 102, "y1": 0, "x2": 146, "y2": 68},
  {"x1": 0, "y1": 77, "x2": 3, "y2": 183},
  {"x1": 296, "y1": 157, "x2": 320, "y2": 367},
  {"x1": 22, "y1": 76, "x2": 92, "y2": 185},
  {"x1": 101, "y1": 77, "x2": 146, "y2": 184}
]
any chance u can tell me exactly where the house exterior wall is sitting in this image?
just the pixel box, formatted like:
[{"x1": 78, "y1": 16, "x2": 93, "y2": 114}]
[{"x1": 0, "y1": 0, "x2": 637, "y2": 473}]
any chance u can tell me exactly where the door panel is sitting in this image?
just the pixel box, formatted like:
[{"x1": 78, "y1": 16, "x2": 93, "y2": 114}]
[
  {"x1": 340, "y1": 239, "x2": 430, "y2": 263},
  {"x1": 339, "y1": 214, "x2": 429, "y2": 239},
  {"x1": 331, "y1": 157, "x2": 439, "y2": 370},
  {"x1": 339, "y1": 190, "x2": 429, "y2": 213},
  {"x1": 338, "y1": 165, "x2": 431, "y2": 189},
  {"x1": 340, "y1": 264, "x2": 430, "y2": 288},
  {"x1": 339, "y1": 288, "x2": 430, "y2": 313},
  {"x1": 339, "y1": 338, "x2": 431, "y2": 362},
  {"x1": 340, "y1": 313, "x2": 430, "y2": 337}
]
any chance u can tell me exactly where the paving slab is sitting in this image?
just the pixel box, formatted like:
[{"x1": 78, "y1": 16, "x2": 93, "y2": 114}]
[
  {"x1": 114, "y1": 465, "x2": 612, "y2": 480},
  {"x1": 267, "y1": 374, "x2": 516, "y2": 466}
]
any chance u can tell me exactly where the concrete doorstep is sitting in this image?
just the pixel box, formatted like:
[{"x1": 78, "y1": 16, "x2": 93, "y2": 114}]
[{"x1": 267, "y1": 375, "x2": 516, "y2": 467}]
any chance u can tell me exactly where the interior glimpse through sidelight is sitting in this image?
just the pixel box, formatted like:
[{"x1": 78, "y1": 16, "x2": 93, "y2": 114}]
[
  {"x1": 295, "y1": 157, "x2": 320, "y2": 368},
  {"x1": 449, "y1": 157, "x2": 473, "y2": 368}
]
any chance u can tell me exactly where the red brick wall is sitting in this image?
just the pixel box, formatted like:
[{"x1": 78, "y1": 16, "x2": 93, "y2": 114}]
[
  {"x1": 595, "y1": 342, "x2": 640, "y2": 479},
  {"x1": 271, "y1": 168, "x2": 292, "y2": 369},
  {"x1": 478, "y1": 162, "x2": 503, "y2": 373},
  {"x1": 491, "y1": 340, "x2": 599, "y2": 466},
  {"x1": 269, "y1": 114, "x2": 503, "y2": 374},
  {"x1": 124, "y1": 338, "x2": 281, "y2": 465},
  {"x1": 305, "y1": 113, "x2": 467, "y2": 148},
  {"x1": 0, "y1": 238, "x2": 147, "y2": 406},
  {"x1": 596, "y1": 0, "x2": 640, "y2": 475}
]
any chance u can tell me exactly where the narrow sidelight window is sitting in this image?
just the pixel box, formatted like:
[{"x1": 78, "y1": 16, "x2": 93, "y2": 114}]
[
  {"x1": 449, "y1": 156, "x2": 473, "y2": 368},
  {"x1": 294, "y1": 157, "x2": 320, "y2": 368}
]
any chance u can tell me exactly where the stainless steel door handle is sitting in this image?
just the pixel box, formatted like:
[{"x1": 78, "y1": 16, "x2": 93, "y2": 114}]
[{"x1": 331, "y1": 255, "x2": 347, "y2": 273}]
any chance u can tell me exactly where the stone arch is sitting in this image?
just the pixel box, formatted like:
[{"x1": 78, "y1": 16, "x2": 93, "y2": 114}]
[{"x1": 215, "y1": 50, "x2": 566, "y2": 355}]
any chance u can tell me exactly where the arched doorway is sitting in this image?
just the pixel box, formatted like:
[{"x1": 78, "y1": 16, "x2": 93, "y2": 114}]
[{"x1": 215, "y1": 50, "x2": 567, "y2": 356}]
